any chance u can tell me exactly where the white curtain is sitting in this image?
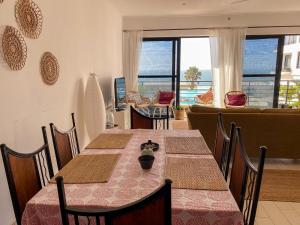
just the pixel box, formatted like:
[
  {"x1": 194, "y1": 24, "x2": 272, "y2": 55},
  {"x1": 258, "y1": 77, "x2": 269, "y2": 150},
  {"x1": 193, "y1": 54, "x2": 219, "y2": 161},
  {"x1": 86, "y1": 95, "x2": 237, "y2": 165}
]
[
  {"x1": 123, "y1": 30, "x2": 143, "y2": 92},
  {"x1": 209, "y1": 28, "x2": 246, "y2": 107}
]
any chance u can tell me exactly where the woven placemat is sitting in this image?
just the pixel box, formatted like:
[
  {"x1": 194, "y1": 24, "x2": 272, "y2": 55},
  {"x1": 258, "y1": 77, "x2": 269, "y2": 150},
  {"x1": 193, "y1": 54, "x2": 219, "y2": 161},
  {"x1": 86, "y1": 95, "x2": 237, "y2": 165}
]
[
  {"x1": 50, "y1": 154, "x2": 120, "y2": 184},
  {"x1": 86, "y1": 133, "x2": 133, "y2": 149},
  {"x1": 165, "y1": 137, "x2": 211, "y2": 155},
  {"x1": 165, "y1": 157, "x2": 227, "y2": 190}
]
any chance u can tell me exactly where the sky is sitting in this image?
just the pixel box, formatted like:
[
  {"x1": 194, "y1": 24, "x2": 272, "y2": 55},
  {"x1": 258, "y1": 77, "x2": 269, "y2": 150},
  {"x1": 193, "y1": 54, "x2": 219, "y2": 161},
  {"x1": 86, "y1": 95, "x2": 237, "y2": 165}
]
[{"x1": 181, "y1": 38, "x2": 212, "y2": 71}]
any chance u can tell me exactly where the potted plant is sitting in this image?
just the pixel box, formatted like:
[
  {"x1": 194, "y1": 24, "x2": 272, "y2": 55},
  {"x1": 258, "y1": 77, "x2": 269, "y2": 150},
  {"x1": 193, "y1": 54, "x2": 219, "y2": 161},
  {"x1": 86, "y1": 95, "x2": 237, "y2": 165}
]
[{"x1": 174, "y1": 106, "x2": 185, "y2": 120}]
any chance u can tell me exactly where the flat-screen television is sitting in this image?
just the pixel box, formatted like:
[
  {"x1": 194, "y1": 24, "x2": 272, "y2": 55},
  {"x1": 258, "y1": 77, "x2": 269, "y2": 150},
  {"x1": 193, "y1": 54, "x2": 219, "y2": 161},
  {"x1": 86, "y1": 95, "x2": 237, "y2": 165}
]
[{"x1": 114, "y1": 77, "x2": 126, "y2": 110}]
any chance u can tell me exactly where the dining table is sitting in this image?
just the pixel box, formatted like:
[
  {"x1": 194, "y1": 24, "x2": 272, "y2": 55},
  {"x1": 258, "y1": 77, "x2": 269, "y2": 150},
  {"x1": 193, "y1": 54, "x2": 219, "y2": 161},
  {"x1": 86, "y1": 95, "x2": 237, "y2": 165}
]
[{"x1": 22, "y1": 129, "x2": 243, "y2": 225}]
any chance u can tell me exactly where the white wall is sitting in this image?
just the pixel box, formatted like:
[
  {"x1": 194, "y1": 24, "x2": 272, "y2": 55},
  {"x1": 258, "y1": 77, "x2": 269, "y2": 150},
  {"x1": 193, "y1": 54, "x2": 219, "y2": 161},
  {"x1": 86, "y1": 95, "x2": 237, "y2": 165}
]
[
  {"x1": 123, "y1": 12, "x2": 300, "y2": 37},
  {"x1": 0, "y1": 0, "x2": 122, "y2": 225}
]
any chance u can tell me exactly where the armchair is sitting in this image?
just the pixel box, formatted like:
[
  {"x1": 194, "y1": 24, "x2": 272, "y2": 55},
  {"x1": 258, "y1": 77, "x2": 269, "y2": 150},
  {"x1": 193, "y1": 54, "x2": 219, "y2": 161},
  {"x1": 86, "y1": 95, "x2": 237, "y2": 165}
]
[
  {"x1": 224, "y1": 91, "x2": 247, "y2": 108},
  {"x1": 195, "y1": 88, "x2": 213, "y2": 105},
  {"x1": 153, "y1": 91, "x2": 175, "y2": 117},
  {"x1": 126, "y1": 91, "x2": 150, "y2": 107}
]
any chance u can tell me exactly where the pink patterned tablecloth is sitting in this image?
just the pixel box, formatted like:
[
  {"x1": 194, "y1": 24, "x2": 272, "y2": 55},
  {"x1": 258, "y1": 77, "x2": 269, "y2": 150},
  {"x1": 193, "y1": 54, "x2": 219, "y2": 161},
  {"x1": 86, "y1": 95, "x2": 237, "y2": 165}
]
[{"x1": 22, "y1": 129, "x2": 243, "y2": 225}]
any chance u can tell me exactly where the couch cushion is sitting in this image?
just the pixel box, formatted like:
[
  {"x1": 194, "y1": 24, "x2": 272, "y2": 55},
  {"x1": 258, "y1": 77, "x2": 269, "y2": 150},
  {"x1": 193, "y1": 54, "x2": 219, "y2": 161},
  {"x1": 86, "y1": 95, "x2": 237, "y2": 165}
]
[{"x1": 189, "y1": 105, "x2": 262, "y2": 113}]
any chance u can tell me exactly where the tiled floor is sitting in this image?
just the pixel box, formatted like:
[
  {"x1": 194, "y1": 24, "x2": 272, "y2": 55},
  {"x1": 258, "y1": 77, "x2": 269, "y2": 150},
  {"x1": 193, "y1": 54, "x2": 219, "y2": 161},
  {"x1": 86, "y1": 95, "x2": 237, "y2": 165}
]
[
  {"x1": 256, "y1": 201, "x2": 300, "y2": 225},
  {"x1": 171, "y1": 119, "x2": 300, "y2": 225}
]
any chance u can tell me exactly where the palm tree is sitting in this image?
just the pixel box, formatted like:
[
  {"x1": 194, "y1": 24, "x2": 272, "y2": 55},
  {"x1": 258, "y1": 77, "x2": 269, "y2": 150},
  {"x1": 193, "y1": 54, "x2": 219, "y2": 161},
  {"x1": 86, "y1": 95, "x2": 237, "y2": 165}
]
[{"x1": 184, "y1": 66, "x2": 201, "y2": 90}]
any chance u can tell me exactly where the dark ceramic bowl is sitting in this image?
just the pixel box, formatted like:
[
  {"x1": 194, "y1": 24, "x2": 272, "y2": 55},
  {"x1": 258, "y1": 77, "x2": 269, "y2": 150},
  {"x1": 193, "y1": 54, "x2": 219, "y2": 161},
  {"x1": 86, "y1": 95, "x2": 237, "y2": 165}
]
[
  {"x1": 140, "y1": 140, "x2": 159, "y2": 151},
  {"x1": 138, "y1": 155, "x2": 155, "y2": 170}
]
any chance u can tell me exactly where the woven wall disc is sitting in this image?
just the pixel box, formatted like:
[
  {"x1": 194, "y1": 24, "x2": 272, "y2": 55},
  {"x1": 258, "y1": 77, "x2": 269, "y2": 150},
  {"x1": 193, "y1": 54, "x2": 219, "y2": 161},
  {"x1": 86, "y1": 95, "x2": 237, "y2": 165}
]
[
  {"x1": 15, "y1": 0, "x2": 43, "y2": 39},
  {"x1": 40, "y1": 52, "x2": 59, "y2": 85},
  {"x1": 2, "y1": 26, "x2": 27, "y2": 70}
]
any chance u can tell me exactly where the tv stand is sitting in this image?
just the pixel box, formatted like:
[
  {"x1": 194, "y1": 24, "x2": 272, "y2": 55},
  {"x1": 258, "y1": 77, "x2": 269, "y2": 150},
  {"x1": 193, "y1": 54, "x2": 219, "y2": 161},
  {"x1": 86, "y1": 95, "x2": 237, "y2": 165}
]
[{"x1": 114, "y1": 106, "x2": 130, "y2": 129}]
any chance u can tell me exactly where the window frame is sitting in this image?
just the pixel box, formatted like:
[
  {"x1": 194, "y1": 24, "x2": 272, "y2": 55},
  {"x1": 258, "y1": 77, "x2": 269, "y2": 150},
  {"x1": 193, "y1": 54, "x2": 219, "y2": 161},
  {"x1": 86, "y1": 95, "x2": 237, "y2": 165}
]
[{"x1": 243, "y1": 35, "x2": 284, "y2": 108}]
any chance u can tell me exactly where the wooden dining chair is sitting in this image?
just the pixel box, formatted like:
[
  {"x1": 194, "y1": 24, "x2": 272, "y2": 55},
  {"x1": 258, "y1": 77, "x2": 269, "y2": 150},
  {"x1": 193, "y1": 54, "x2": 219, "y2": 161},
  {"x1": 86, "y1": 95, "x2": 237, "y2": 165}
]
[
  {"x1": 130, "y1": 106, "x2": 169, "y2": 130},
  {"x1": 229, "y1": 127, "x2": 267, "y2": 225},
  {"x1": 50, "y1": 113, "x2": 80, "y2": 170},
  {"x1": 1, "y1": 127, "x2": 54, "y2": 225},
  {"x1": 214, "y1": 113, "x2": 236, "y2": 181},
  {"x1": 56, "y1": 176, "x2": 172, "y2": 225}
]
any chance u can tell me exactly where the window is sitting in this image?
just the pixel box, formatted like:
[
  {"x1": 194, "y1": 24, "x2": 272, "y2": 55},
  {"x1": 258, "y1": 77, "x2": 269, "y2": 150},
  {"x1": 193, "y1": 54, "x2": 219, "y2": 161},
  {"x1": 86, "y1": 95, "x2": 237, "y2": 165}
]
[
  {"x1": 243, "y1": 38, "x2": 278, "y2": 75},
  {"x1": 283, "y1": 54, "x2": 292, "y2": 71},
  {"x1": 285, "y1": 35, "x2": 298, "y2": 45},
  {"x1": 138, "y1": 39, "x2": 178, "y2": 99},
  {"x1": 139, "y1": 41, "x2": 174, "y2": 76},
  {"x1": 243, "y1": 36, "x2": 282, "y2": 108}
]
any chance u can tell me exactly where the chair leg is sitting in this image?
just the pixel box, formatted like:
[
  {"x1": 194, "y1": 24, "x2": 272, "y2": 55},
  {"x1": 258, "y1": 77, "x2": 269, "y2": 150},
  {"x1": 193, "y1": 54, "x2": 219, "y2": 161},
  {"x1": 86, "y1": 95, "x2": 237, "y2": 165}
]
[
  {"x1": 147, "y1": 108, "x2": 150, "y2": 117},
  {"x1": 153, "y1": 107, "x2": 157, "y2": 118},
  {"x1": 172, "y1": 108, "x2": 175, "y2": 118}
]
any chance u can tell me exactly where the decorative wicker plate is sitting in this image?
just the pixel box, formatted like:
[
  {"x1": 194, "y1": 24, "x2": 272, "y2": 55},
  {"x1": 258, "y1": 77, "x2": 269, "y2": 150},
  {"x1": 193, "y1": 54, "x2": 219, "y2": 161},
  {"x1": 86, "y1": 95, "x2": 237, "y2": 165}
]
[
  {"x1": 40, "y1": 52, "x2": 59, "y2": 85},
  {"x1": 2, "y1": 26, "x2": 27, "y2": 70},
  {"x1": 15, "y1": 0, "x2": 43, "y2": 39}
]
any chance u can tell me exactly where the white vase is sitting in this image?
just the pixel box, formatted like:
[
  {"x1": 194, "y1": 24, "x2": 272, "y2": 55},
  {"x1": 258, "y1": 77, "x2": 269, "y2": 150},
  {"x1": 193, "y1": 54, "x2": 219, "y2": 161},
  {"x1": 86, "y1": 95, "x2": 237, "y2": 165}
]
[{"x1": 84, "y1": 73, "x2": 106, "y2": 139}]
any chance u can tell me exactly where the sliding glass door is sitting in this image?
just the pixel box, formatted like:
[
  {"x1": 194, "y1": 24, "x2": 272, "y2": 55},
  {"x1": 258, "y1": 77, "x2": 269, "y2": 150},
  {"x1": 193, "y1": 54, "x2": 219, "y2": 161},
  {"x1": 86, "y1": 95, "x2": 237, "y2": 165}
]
[
  {"x1": 138, "y1": 35, "x2": 287, "y2": 108},
  {"x1": 279, "y1": 35, "x2": 300, "y2": 107},
  {"x1": 180, "y1": 38, "x2": 212, "y2": 105}
]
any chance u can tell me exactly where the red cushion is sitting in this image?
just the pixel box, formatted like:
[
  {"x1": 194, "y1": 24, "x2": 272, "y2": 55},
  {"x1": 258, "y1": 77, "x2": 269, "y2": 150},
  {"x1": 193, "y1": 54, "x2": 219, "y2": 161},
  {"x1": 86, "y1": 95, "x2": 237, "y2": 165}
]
[
  {"x1": 227, "y1": 93, "x2": 246, "y2": 106},
  {"x1": 158, "y1": 91, "x2": 174, "y2": 104}
]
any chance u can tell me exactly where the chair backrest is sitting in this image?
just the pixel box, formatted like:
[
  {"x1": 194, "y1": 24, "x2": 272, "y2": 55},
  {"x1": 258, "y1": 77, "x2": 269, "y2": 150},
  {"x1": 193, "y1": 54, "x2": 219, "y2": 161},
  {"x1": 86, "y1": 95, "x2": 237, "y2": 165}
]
[
  {"x1": 196, "y1": 88, "x2": 213, "y2": 105},
  {"x1": 50, "y1": 113, "x2": 80, "y2": 170},
  {"x1": 157, "y1": 91, "x2": 175, "y2": 105},
  {"x1": 1, "y1": 127, "x2": 54, "y2": 225},
  {"x1": 130, "y1": 106, "x2": 169, "y2": 130},
  {"x1": 213, "y1": 113, "x2": 236, "y2": 180},
  {"x1": 56, "y1": 176, "x2": 172, "y2": 225},
  {"x1": 224, "y1": 91, "x2": 247, "y2": 108},
  {"x1": 126, "y1": 91, "x2": 143, "y2": 104},
  {"x1": 229, "y1": 127, "x2": 267, "y2": 225}
]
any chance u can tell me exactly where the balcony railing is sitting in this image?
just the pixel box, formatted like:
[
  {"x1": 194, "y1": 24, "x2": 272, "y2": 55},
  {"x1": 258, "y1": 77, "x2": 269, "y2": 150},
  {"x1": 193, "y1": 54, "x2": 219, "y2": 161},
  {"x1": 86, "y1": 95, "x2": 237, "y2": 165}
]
[
  {"x1": 138, "y1": 78, "x2": 300, "y2": 107},
  {"x1": 180, "y1": 81, "x2": 212, "y2": 105},
  {"x1": 242, "y1": 78, "x2": 275, "y2": 108}
]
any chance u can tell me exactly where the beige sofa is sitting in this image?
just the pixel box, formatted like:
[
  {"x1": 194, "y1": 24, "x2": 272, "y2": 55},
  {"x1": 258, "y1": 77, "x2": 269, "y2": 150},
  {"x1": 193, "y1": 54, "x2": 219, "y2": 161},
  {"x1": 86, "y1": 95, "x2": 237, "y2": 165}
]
[{"x1": 187, "y1": 105, "x2": 300, "y2": 159}]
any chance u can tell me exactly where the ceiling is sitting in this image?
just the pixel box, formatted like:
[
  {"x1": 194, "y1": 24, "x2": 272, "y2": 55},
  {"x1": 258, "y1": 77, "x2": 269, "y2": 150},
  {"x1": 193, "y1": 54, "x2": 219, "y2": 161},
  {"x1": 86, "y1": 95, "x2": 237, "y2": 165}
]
[{"x1": 110, "y1": 0, "x2": 300, "y2": 17}]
